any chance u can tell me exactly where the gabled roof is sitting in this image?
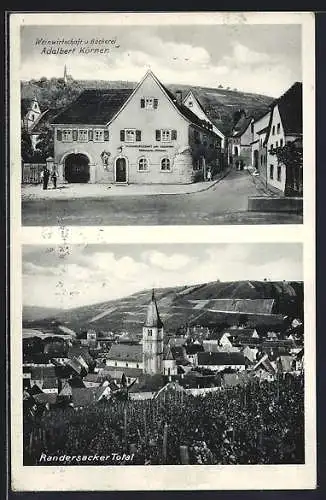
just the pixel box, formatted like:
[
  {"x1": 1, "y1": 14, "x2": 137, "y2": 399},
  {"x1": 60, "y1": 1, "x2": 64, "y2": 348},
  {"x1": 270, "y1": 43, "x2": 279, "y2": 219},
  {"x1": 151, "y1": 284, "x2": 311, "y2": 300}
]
[
  {"x1": 107, "y1": 343, "x2": 143, "y2": 362},
  {"x1": 182, "y1": 90, "x2": 225, "y2": 139},
  {"x1": 161, "y1": 83, "x2": 217, "y2": 133},
  {"x1": 265, "y1": 82, "x2": 302, "y2": 144},
  {"x1": 52, "y1": 88, "x2": 134, "y2": 125},
  {"x1": 253, "y1": 354, "x2": 276, "y2": 375},
  {"x1": 197, "y1": 352, "x2": 246, "y2": 366},
  {"x1": 256, "y1": 126, "x2": 269, "y2": 135},
  {"x1": 51, "y1": 70, "x2": 220, "y2": 134},
  {"x1": 276, "y1": 82, "x2": 302, "y2": 136},
  {"x1": 232, "y1": 115, "x2": 253, "y2": 138},
  {"x1": 31, "y1": 108, "x2": 62, "y2": 134}
]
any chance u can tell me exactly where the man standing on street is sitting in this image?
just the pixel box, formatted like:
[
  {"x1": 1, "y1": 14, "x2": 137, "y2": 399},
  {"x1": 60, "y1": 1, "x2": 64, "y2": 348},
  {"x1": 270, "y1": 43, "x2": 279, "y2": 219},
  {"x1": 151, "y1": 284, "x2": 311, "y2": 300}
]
[{"x1": 42, "y1": 166, "x2": 50, "y2": 190}]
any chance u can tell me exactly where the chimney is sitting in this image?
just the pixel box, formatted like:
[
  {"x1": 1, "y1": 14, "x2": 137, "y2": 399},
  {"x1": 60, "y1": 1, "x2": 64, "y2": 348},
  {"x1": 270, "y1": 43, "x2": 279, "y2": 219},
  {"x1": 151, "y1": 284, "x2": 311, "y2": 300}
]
[{"x1": 175, "y1": 90, "x2": 182, "y2": 105}]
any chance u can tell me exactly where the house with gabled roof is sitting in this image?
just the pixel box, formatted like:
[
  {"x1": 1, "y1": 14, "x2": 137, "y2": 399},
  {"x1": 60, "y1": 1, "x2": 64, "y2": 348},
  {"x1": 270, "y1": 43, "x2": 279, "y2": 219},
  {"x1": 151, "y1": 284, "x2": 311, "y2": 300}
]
[
  {"x1": 51, "y1": 70, "x2": 221, "y2": 185},
  {"x1": 182, "y1": 90, "x2": 225, "y2": 148},
  {"x1": 265, "y1": 82, "x2": 302, "y2": 194},
  {"x1": 229, "y1": 111, "x2": 254, "y2": 170},
  {"x1": 21, "y1": 96, "x2": 43, "y2": 134},
  {"x1": 251, "y1": 110, "x2": 271, "y2": 178}
]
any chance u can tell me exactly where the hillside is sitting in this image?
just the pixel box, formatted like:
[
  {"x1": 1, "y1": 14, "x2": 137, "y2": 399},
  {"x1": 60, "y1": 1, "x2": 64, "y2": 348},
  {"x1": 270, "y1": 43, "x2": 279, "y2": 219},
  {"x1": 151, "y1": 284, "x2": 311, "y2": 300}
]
[
  {"x1": 23, "y1": 305, "x2": 63, "y2": 322},
  {"x1": 21, "y1": 78, "x2": 274, "y2": 136},
  {"x1": 23, "y1": 280, "x2": 303, "y2": 335}
]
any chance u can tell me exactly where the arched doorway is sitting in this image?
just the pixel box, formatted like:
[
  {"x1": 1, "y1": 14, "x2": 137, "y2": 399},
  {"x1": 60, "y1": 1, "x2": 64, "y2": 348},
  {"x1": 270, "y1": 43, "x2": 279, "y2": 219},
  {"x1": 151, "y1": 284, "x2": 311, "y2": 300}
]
[
  {"x1": 64, "y1": 154, "x2": 90, "y2": 183},
  {"x1": 115, "y1": 157, "x2": 128, "y2": 183}
]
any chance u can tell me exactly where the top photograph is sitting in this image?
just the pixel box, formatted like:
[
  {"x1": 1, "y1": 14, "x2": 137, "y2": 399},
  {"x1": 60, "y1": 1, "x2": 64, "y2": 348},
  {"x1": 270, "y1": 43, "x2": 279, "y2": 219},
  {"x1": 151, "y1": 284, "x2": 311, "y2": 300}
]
[{"x1": 17, "y1": 18, "x2": 308, "y2": 226}]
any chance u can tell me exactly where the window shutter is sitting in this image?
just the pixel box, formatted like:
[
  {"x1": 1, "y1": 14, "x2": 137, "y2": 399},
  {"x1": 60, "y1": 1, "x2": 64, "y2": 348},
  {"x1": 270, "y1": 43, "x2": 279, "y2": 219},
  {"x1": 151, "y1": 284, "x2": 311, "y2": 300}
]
[
  {"x1": 172, "y1": 129, "x2": 177, "y2": 140},
  {"x1": 156, "y1": 130, "x2": 161, "y2": 141},
  {"x1": 120, "y1": 130, "x2": 125, "y2": 141},
  {"x1": 57, "y1": 129, "x2": 62, "y2": 141},
  {"x1": 104, "y1": 130, "x2": 109, "y2": 141},
  {"x1": 88, "y1": 129, "x2": 93, "y2": 141},
  {"x1": 136, "y1": 130, "x2": 141, "y2": 142},
  {"x1": 140, "y1": 98, "x2": 145, "y2": 108},
  {"x1": 154, "y1": 99, "x2": 158, "y2": 109},
  {"x1": 72, "y1": 129, "x2": 78, "y2": 141}
]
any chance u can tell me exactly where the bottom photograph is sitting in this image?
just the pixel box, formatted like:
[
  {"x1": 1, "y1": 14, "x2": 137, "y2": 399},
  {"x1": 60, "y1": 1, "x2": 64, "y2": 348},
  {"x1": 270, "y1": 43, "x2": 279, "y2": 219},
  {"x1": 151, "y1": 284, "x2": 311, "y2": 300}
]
[{"x1": 22, "y1": 242, "x2": 304, "y2": 466}]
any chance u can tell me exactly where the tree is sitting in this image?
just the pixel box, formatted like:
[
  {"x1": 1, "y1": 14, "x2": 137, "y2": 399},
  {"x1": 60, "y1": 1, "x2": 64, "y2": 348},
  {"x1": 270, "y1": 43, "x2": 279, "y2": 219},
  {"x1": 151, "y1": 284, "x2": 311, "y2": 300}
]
[
  {"x1": 35, "y1": 122, "x2": 54, "y2": 160},
  {"x1": 21, "y1": 129, "x2": 34, "y2": 162},
  {"x1": 269, "y1": 141, "x2": 303, "y2": 196}
]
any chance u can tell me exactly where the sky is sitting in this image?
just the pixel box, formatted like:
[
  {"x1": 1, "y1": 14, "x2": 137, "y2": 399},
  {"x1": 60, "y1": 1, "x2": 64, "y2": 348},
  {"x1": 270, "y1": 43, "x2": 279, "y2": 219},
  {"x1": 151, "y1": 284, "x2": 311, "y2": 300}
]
[
  {"x1": 20, "y1": 24, "x2": 302, "y2": 96},
  {"x1": 23, "y1": 243, "x2": 303, "y2": 310}
]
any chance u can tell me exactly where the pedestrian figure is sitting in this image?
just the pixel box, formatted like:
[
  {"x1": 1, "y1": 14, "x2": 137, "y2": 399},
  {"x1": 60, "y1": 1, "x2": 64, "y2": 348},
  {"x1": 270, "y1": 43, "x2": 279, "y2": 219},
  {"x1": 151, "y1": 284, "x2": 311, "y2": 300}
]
[
  {"x1": 41, "y1": 166, "x2": 50, "y2": 190},
  {"x1": 51, "y1": 169, "x2": 58, "y2": 189},
  {"x1": 207, "y1": 168, "x2": 212, "y2": 182}
]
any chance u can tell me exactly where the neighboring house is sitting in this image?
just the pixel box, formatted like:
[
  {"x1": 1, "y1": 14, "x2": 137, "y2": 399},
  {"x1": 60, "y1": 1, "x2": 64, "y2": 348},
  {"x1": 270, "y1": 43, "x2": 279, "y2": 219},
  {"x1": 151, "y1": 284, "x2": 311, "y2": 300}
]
[
  {"x1": 251, "y1": 353, "x2": 276, "y2": 381},
  {"x1": 229, "y1": 111, "x2": 254, "y2": 169},
  {"x1": 29, "y1": 108, "x2": 61, "y2": 151},
  {"x1": 251, "y1": 110, "x2": 271, "y2": 179},
  {"x1": 21, "y1": 97, "x2": 42, "y2": 134},
  {"x1": 196, "y1": 352, "x2": 246, "y2": 372},
  {"x1": 265, "y1": 81, "x2": 302, "y2": 194},
  {"x1": 182, "y1": 90, "x2": 225, "y2": 148},
  {"x1": 51, "y1": 70, "x2": 221, "y2": 185}
]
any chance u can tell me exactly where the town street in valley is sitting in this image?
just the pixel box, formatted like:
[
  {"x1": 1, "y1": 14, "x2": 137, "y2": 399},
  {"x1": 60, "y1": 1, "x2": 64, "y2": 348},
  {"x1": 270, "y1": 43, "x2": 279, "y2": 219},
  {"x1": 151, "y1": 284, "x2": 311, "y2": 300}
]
[{"x1": 22, "y1": 170, "x2": 302, "y2": 226}]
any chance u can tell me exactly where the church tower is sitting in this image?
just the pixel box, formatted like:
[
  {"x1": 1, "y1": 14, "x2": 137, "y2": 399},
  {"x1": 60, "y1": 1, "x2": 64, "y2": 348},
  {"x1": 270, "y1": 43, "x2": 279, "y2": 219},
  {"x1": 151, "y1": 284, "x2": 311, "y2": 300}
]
[
  {"x1": 63, "y1": 65, "x2": 68, "y2": 84},
  {"x1": 142, "y1": 290, "x2": 164, "y2": 375}
]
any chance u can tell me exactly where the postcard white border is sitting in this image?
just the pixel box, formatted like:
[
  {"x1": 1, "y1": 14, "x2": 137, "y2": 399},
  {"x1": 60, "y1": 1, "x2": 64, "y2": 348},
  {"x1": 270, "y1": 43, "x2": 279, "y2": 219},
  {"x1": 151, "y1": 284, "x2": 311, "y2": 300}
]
[{"x1": 10, "y1": 11, "x2": 316, "y2": 491}]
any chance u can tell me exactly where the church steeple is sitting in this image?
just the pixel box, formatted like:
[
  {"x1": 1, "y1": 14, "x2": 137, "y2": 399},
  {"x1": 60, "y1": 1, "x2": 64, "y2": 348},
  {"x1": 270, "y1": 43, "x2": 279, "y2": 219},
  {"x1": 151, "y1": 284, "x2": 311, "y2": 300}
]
[
  {"x1": 142, "y1": 289, "x2": 164, "y2": 375},
  {"x1": 64, "y1": 65, "x2": 68, "y2": 84},
  {"x1": 145, "y1": 289, "x2": 163, "y2": 328}
]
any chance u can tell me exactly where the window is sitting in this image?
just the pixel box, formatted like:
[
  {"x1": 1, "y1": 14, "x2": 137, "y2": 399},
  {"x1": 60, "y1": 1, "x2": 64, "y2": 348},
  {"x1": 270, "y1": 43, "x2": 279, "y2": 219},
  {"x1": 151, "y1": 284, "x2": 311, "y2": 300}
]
[
  {"x1": 94, "y1": 129, "x2": 104, "y2": 142},
  {"x1": 31, "y1": 114, "x2": 35, "y2": 122},
  {"x1": 126, "y1": 362, "x2": 128, "y2": 367},
  {"x1": 276, "y1": 141, "x2": 278, "y2": 148},
  {"x1": 156, "y1": 129, "x2": 177, "y2": 142},
  {"x1": 115, "y1": 361, "x2": 117, "y2": 367},
  {"x1": 272, "y1": 125, "x2": 275, "y2": 135},
  {"x1": 138, "y1": 157, "x2": 149, "y2": 171},
  {"x1": 62, "y1": 129, "x2": 72, "y2": 142},
  {"x1": 161, "y1": 158, "x2": 171, "y2": 171},
  {"x1": 270, "y1": 143, "x2": 273, "y2": 150},
  {"x1": 260, "y1": 156, "x2": 263, "y2": 166},
  {"x1": 280, "y1": 138, "x2": 283, "y2": 147},
  {"x1": 193, "y1": 130, "x2": 200, "y2": 144},
  {"x1": 188, "y1": 100, "x2": 193, "y2": 107},
  {"x1": 270, "y1": 165, "x2": 274, "y2": 180},
  {"x1": 120, "y1": 129, "x2": 142, "y2": 143},
  {"x1": 162, "y1": 129, "x2": 171, "y2": 142},
  {"x1": 277, "y1": 123, "x2": 281, "y2": 134},
  {"x1": 141, "y1": 97, "x2": 158, "y2": 109},
  {"x1": 78, "y1": 129, "x2": 88, "y2": 142},
  {"x1": 277, "y1": 165, "x2": 282, "y2": 182},
  {"x1": 136, "y1": 363, "x2": 139, "y2": 368},
  {"x1": 147, "y1": 329, "x2": 152, "y2": 336}
]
